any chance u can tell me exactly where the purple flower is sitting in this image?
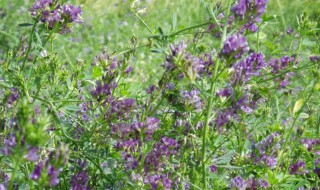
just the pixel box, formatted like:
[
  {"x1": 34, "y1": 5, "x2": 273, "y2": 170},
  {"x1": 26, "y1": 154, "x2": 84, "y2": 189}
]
[
  {"x1": 232, "y1": 52, "x2": 266, "y2": 85},
  {"x1": 1, "y1": 134, "x2": 17, "y2": 155},
  {"x1": 259, "y1": 179, "x2": 270, "y2": 189},
  {"x1": 287, "y1": 28, "x2": 294, "y2": 34},
  {"x1": 221, "y1": 33, "x2": 249, "y2": 59},
  {"x1": 164, "y1": 42, "x2": 187, "y2": 71},
  {"x1": 31, "y1": 162, "x2": 63, "y2": 186},
  {"x1": 145, "y1": 117, "x2": 160, "y2": 141},
  {"x1": 61, "y1": 4, "x2": 83, "y2": 23},
  {"x1": 210, "y1": 165, "x2": 218, "y2": 173},
  {"x1": 310, "y1": 56, "x2": 320, "y2": 63},
  {"x1": 0, "y1": 184, "x2": 6, "y2": 190},
  {"x1": 48, "y1": 166, "x2": 62, "y2": 186},
  {"x1": 314, "y1": 167, "x2": 320, "y2": 178},
  {"x1": 7, "y1": 88, "x2": 19, "y2": 107},
  {"x1": 144, "y1": 137, "x2": 179, "y2": 172},
  {"x1": 255, "y1": 132, "x2": 280, "y2": 154},
  {"x1": 29, "y1": 0, "x2": 53, "y2": 16},
  {"x1": 180, "y1": 89, "x2": 203, "y2": 112},
  {"x1": 269, "y1": 56, "x2": 295, "y2": 73},
  {"x1": 25, "y1": 147, "x2": 40, "y2": 162},
  {"x1": 144, "y1": 174, "x2": 172, "y2": 190},
  {"x1": 70, "y1": 171, "x2": 90, "y2": 190},
  {"x1": 230, "y1": 176, "x2": 247, "y2": 190},
  {"x1": 0, "y1": 170, "x2": 9, "y2": 185},
  {"x1": 29, "y1": 1, "x2": 83, "y2": 34},
  {"x1": 264, "y1": 155, "x2": 278, "y2": 169},
  {"x1": 232, "y1": 0, "x2": 269, "y2": 26},
  {"x1": 122, "y1": 152, "x2": 139, "y2": 170},
  {"x1": 146, "y1": 85, "x2": 158, "y2": 94},
  {"x1": 31, "y1": 161, "x2": 44, "y2": 180},
  {"x1": 290, "y1": 160, "x2": 308, "y2": 175},
  {"x1": 216, "y1": 109, "x2": 233, "y2": 128},
  {"x1": 301, "y1": 139, "x2": 320, "y2": 151},
  {"x1": 217, "y1": 86, "x2": 234, "y2": 98}
]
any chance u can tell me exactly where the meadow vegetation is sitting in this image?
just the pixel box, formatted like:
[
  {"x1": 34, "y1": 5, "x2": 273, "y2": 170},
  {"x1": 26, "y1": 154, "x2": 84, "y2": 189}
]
[{"x1": 0, "y1": 0, "x2": 320, "y2": 189}]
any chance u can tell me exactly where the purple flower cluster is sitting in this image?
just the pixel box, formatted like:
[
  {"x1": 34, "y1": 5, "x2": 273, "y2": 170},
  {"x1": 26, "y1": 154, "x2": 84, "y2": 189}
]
[
  {"x1": 231, "y1": 0, "x2": 269, "y2": 32},
  {"x1": 70, "y1": 160, "x2": 90, "y2": 190},
  {"x1": 122, "y1": 152, "x2": 139, "y2": 170},
  {"x1": 268, "y1": 56, "x2": 297, "y2": 88},
  {"x1": 91, "y1": 80, "x2": 116, "y2": 103},
  {"x1": 216, "y1": 92, "x2": 264, "y2": 129},
  {"x1": 221, "y1": 33, "x2": 249, "y2": 59},
  {"x1": 144, "y1": 174, "x2": 172, "y2": 190},
  {"x1": 107, "y1": 98, "x2": 136, "y2": 120},
  {"x1": 230, "y1": 176, "x2": 247, "y2": 190},
  {"x1": 230, "y1": 176, "x2": 270, "y2": 190},
  {"x1": 7, "y1": 88, "x2": 19, "y2": 107},
  {"x1": 0, "y1": 170, "x2": 9, "y2": 187},
  {"x1": 210, "y1": 165, "x2": 218, "y2": 173},
  {"x1": 31, "y1": 145, "x2": 69, "y2": 186},
  {"x1": 250, "y1": 132, "x2": 281, "y2": 169},
  {"x1": 144, "y1": 137, "x2": 179, "y2": 172},
  {"x1": 247, "y1": 178, "x2": 270, "y2": 189},
  {"x1": 217, "y1": 86, "x2": 234, "y2": 98},
  {"x1": 70, "y1": 171, "x2": 90, "y2": 190},
  {"x1": 232, "y1": 52, "x2": 266, "y2": 85},
  {"x1": 111, "y1": 116, "x2": 159, "y2": 142},
  {"x1": 180, "y1": 89, "x2": 203, "y2": 112},
  {"x1": 310, "y1": 56, "x2": 320, "y2": 62},
  {"x1": 269, "y1": 56, "x2": 296, "y2": 74},
  {"x1": 25, "y1": 147, "x2": 40, "y2": 162},
  {"x1": 289, "y1": 160, "x2": 308, "y2": 175},
  {"x1": 164, "y1": 42, "x2": 215, "y2": 79},
  {"x1": 31, "y1": 161, "x2": 62, "y2": 186},
  {"x1": 1, "y1": 134, "x2": 17, "y2": 155},
  {"x1": 29, "y1": 0, "x2": 83, "y2": 34},
  {"x1": 301, "y1": 138, "x2": 320, "y2": 151}
]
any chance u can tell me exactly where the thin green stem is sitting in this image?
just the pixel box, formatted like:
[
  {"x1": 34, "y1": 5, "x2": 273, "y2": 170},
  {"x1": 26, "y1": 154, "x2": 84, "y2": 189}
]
[
  {"x1": 21, "y1": 21, "x2": 37, "y2": 70},
  {"x1": 0, "y1": 82, "x2": 11, "y2": 89},
  {"x1": 149, "y1": 21, "x2": 212, "y2": 39},
  {"x1": 201, "y1": 1, "x2": 232, "y2": 188},
  {"x1": 130, "y1": 8, "x2": 154, "y2": 34},
  {"x1": 113, "y1": 43, "x2": 150, "y2": 57},
  {"x1": 9, "y1": 156, "x2": 20, "y2": 190}
]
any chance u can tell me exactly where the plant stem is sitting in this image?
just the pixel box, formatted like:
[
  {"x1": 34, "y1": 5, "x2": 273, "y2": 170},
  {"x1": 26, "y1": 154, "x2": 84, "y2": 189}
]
[
  {"x1": 201, "y1": 1, "x2": 231, "y2": 188},
  {"x1": 149, "y1": 21, "x2": 212, "y2": 39},
  {"x1": 9, "y1": 156, "x2": 20, "y2": 190},
  {"x1": 21, "y1": 21, "x2": 37, "y2": 70},
  {"x1": 130, "y1": 7, "x2": 154, "y2": 34}
]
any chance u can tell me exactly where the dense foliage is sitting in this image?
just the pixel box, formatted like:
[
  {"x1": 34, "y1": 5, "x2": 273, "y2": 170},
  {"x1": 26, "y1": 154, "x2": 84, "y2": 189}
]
[{"x1": 0, "y1": 0, "x2": 320, "y2": 189}]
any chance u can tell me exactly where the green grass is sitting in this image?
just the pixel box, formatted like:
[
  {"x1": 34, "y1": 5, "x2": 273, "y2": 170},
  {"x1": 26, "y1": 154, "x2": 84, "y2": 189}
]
[{"x1": 0, "y1": 0, "x2": 319, "y2": 84}]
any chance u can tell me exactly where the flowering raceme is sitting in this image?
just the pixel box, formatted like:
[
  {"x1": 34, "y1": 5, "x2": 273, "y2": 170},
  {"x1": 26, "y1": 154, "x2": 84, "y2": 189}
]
[
  {"x1": 231, "y1": 0, "x2": 269, "y2": 32},
  {"x1": 221, "y1": 33, "x2": 249, "y2": 59},
  {"x1": 30, "y1": 0, "x2": 83, "y2": 34}
]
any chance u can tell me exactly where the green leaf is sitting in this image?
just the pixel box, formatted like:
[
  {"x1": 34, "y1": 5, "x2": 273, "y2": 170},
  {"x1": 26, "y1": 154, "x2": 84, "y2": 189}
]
[
  {"x1": 172, "y1": 13, "x2": 177, "y2": 31},
  {"x1": 18, "y1": 23, "x2": 33, "y2": 27},
  {"x1": 262, "y1": 14, "x2": 277, "y2": 22},
  {"x1": 63, "y1": 105, "x2": 81, "y2": 111},
  {"x1": 257, "y1": 32, "x2": 267, "y2": 40},
  {"x1": 293, "y1": 99, "x2": 304, "y2": 114},
  {"x1": 214, "y1": 151, "x2": 235, "y2": 164},
  {"x1": 315, "y1": 82, "x2": 320, "y2": 91},
  {"x1": 93, "y1": 67, "x2": 103, "y2": 78},
  {"x1": 268, "y1": 170, "x2": 279, "y2": 184},
  {"x1": 298, "y1": 112, "x2": 309, "y2": 119}
]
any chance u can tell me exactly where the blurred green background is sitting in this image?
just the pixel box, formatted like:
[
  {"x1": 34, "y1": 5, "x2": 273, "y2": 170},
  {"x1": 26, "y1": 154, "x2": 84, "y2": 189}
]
[{"x1": 0, "y1": 0, "x2": 319, "y2": 83}]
